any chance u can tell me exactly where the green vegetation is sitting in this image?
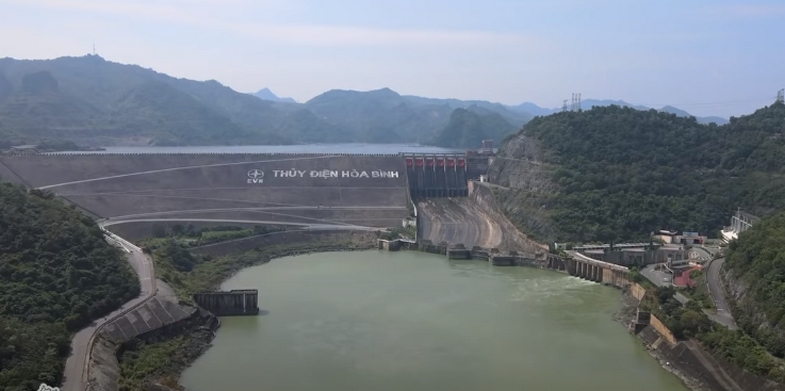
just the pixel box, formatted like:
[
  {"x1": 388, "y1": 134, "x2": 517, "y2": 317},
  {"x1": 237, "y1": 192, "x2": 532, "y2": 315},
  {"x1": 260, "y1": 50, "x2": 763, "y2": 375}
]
[
  {"x1": 0, "y1": 182, "x2": 138, "y2": 390},
  {"x1": 144, "y1": 224, "x2": 284, "y2": 248},
  {"x1": 118, "y1": 335, "x2": 191, "y2": 391},
  {"x1": 379, "y1": 225, "x2": 416, "y2": 240},
  {"x1": 725, "y1": 212, "x2": 785, "y2": 358},
  {"x1": 145, "y1": 231, "x2": 374, "y2": 303},
  {"x1": 640, "y1": 282, "x2": 785, "y2": 383},
  {"x1": 493, "y1": 102, "x2": 785, "y2": 243},
  {"x1": 431, "y1": 107, "x2": 517, "y2": 148}
]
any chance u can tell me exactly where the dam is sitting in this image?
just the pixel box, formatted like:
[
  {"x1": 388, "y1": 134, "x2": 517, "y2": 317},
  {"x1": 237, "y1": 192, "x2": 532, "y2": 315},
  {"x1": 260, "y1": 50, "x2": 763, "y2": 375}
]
[
  {"x1": 0, "y1": 153, "x2": 415, "y2": 235},
  {"x1": 0, "y1": 151, "x2": 498, "y2": 242}
]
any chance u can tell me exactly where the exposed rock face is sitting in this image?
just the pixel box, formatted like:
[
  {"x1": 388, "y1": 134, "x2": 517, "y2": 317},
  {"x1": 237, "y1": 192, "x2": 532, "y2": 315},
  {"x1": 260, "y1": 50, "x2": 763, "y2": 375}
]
[{"x1": 486, "y1": 132, "x2": 559, "y2": 243}]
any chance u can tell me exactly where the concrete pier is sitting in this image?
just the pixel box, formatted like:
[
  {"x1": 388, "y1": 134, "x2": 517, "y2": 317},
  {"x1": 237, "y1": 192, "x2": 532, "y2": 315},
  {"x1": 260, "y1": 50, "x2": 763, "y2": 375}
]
[
  {"x1": 193, "y1": 289, "x2": 260, "y2": 316},
  {"x1": 447, "y1": 244, "x2": 471, "y2": 259}
]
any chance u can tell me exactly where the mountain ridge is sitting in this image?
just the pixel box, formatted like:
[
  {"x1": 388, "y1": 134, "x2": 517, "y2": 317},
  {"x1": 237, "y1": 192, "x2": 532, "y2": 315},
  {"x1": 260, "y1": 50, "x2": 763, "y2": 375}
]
[{"x1": 0, "y1": 55, "x2": 732, "y2": 147}]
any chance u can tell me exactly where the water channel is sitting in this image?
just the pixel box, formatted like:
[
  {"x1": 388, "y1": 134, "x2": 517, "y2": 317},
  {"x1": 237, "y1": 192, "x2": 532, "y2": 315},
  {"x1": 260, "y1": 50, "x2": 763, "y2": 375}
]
[{"x1": 180, "y1": 250, "x2": 689, "y2": 391}]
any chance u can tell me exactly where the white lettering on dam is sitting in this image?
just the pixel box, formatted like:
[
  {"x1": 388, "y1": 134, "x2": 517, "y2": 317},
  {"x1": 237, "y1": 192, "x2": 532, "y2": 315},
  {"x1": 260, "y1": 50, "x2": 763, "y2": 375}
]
[{"x1": 265, "y1": 169, "x2": 399, "y2": 180}]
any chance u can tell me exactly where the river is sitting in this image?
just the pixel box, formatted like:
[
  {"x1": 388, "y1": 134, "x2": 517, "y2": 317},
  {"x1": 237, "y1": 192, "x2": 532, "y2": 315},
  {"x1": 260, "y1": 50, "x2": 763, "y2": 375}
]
[{"x1": 180, "y1": 251, "x2": 688, "y2": 391}]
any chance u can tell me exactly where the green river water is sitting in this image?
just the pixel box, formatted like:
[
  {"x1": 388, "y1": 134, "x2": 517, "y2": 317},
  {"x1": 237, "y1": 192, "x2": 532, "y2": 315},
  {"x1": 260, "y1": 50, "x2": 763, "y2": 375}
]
[{"x1": 179, "y1": 250, "x2": 689, "y2": 391}]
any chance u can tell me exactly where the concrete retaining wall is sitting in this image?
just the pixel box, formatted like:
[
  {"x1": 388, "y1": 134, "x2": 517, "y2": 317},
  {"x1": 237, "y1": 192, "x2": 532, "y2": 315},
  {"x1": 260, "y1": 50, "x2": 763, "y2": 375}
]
[
  {"x1": 649, "y1": 314, "x2": 678, "y2": 345},
  {"x1": 630, "y1": 283, "x2": 647, "y2": 301}
]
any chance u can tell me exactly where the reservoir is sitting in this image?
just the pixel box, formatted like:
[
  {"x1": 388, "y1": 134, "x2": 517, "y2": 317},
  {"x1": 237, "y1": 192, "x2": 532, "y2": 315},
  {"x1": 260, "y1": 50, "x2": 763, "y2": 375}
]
[{"x1": 180, "y1": 251, "x2": 688, "y2": 391}]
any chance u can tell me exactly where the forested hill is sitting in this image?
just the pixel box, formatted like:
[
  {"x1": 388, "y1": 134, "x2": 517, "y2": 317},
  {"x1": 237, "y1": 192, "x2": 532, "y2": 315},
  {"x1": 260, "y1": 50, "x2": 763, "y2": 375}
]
[
  {"x1": 489, "y1": 101, "x2": 785, "y2": 243},
  {"x1": 724, "y1": 212, "x2": 785, "y2": 360},
  {"x1": 0, "y1": 183, "x2": 139, "y2": 390},
  {"x1": 430, "y1": 107, "x2": 517, "y2": 148}
]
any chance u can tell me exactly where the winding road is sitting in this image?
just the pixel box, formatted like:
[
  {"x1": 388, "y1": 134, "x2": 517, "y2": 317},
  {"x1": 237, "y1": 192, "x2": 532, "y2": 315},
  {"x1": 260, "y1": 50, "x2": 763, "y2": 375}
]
[
  {"x1": 61, "y1": 232, "x2": 156, "y2": 391},
  {"x1": 705, "y1": 257, "x2": 738, "y2": 330}
]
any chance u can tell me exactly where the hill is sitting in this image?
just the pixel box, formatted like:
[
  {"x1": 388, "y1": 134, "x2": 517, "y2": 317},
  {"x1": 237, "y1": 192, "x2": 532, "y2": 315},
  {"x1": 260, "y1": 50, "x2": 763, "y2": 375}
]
[
  {"x1": 301, "y1": 88, "x2": 529, "y2": 143},
  {"x1": 724, "y1": 212, "x2": 785, "y2": 359},
  {"x1": 510, "y1": 100, "x2": 729, "y2": 125},
  {"x1": 489, "y1": 102, "x2": 785, "y2": 243},
  {"x1": 430, "y1": 107, "x2": 517, "y2": 148},
  {"x1": 0, "y1": 182, "x2": 139, "y2": 390},
  {"x1": 0, "y1": 56, "x2": 533, "y2": 148},
  {"x1": 252, "y1": 88, "x2": 296, "y2": 103}
]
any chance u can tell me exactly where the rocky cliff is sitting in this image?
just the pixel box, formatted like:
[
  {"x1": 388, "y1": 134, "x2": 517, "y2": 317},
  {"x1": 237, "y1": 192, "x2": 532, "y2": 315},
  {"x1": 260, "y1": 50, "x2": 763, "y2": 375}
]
[{"x1": 486, "y1": 132, "x2": 558, "y2": 243}]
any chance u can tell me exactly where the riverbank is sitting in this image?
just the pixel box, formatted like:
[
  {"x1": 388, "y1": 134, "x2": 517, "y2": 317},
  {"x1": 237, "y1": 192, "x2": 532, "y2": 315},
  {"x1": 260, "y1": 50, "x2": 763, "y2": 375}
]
[
  {"x1": 118, "y1": 235, "x2": 378, "y2": 390},
  {"x1": 614, "y1": 288, "x2": 710, "y2": 391}
]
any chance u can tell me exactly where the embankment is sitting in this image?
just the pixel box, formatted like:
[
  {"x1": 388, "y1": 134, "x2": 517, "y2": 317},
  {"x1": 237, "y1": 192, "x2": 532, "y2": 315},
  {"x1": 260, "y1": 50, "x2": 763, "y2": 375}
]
[
  {"x1": 0, "y1": 153, "x2": 410, "y2": 229},
  {"x1": 624, "y1": 284, "x2": 784, "y2": 391}
]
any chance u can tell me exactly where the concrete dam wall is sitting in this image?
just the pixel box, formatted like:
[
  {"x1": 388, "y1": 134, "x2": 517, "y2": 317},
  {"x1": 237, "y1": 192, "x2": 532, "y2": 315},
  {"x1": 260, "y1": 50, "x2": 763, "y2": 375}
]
[
  {"x1": 405, "y1": 155, "x2": 470, "y2": 199},
  {"x1": 0, "y1": 154, "x2": 410, "y2": 229}
]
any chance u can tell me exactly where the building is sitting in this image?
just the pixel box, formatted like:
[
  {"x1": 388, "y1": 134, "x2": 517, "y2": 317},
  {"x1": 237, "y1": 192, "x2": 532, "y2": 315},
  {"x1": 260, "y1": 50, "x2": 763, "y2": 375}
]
[{"x1": 653, "y1": 230, "x2": 706, "y2": 246}]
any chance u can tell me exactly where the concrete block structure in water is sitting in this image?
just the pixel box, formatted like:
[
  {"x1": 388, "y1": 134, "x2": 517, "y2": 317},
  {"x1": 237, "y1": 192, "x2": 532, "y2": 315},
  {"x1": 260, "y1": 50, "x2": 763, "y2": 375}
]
[{"x1": 193, "y1": 289, "x2": 260, "y2": 316}]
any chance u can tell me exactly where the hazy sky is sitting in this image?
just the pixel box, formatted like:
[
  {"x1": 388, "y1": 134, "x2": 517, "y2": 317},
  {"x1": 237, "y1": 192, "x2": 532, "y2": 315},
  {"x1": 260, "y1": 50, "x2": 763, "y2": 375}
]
[{"x1": 1, "y1": 0, "x2": 783, "y2": 117}]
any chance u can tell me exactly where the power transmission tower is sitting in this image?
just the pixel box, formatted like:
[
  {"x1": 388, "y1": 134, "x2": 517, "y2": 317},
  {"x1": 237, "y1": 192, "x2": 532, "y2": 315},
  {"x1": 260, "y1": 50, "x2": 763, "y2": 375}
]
[
  {"x1": 777, "y1": 89, "x2": 784, "y2": 104},
  {"x1": 562, "y1": 100, "x2": 568, "y2": 112},
  {"x1": 569, "y1": 93, "x2": 582, "y2": 111}
]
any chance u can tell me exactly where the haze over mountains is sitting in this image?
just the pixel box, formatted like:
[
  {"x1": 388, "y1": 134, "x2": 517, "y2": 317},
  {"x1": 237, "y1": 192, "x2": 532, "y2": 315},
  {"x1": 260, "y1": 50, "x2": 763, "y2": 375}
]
[{"x1": 0, "y1": 55, "x2": 729, "y2": 149}]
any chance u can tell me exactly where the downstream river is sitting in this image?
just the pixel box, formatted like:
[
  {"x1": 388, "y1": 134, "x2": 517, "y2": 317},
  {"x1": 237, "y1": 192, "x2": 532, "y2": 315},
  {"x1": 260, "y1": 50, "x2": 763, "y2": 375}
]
[{"x1": 180, "y1": 251, "x2": 688, "y2": 391}]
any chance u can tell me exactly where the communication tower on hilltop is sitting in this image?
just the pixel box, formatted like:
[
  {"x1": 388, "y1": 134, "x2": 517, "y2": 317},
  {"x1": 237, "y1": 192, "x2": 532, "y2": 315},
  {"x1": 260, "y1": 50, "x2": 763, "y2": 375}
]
[{"x1": 777, "y1": 89, "x2": 784, "y2": 104}]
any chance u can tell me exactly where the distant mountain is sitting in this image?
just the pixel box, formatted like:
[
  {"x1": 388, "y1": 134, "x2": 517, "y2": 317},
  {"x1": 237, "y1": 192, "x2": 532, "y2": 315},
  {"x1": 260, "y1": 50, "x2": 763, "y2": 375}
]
[
  {"x1": 659, "y1": 105, "x2": 692, "y2": 117},
  {"x1": 303, "y1": 88, "x2": 530, "y2": 144},
  {"x1": 660, "y1": 105, "x2": 729, "y2": 125},
  {"x1": 431, "y1": 107, "x2": 517, "y2": 148},
  {"x1": 511, "y1": 102, "x2": 557, "y2": 116},
  {"x1": 0, "y1": 55, "x2": 730, "y2": 147},
  {"x1": 252, "y1": 88, "x2": 296, "y2": 103}
]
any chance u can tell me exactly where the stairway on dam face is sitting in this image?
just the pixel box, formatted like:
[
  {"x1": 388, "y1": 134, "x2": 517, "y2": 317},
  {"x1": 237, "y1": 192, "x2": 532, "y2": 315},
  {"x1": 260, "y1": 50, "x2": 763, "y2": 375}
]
[{"x1": 0, "y1": 154, "x2": 410, "y2": 229}]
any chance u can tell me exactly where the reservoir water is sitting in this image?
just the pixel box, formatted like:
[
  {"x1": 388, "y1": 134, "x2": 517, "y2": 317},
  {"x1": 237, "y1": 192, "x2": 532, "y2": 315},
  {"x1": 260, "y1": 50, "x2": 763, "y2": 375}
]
[
  {"x1": 61, "y1": 143, "x2": 461, "y2": 154},
  {"x1": 180, "y1": 251, "x2": 688, "y2": 391}
]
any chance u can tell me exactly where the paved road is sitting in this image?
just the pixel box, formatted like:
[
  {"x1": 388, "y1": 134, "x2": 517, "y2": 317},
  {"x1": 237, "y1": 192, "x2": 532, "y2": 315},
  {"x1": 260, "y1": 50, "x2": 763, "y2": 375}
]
[
  {"x1": 61, "y1": 234, "x2": 156, "y2": 391},
  {"x1": 705, "y1": 257, "x2": 738, "y2": 330},
  {"x1": 641, "y1": 264, "x2": 672, "y2": 287},
  {"x1": 101, "y1": 218, "x2": 376, "y2": 230}
]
